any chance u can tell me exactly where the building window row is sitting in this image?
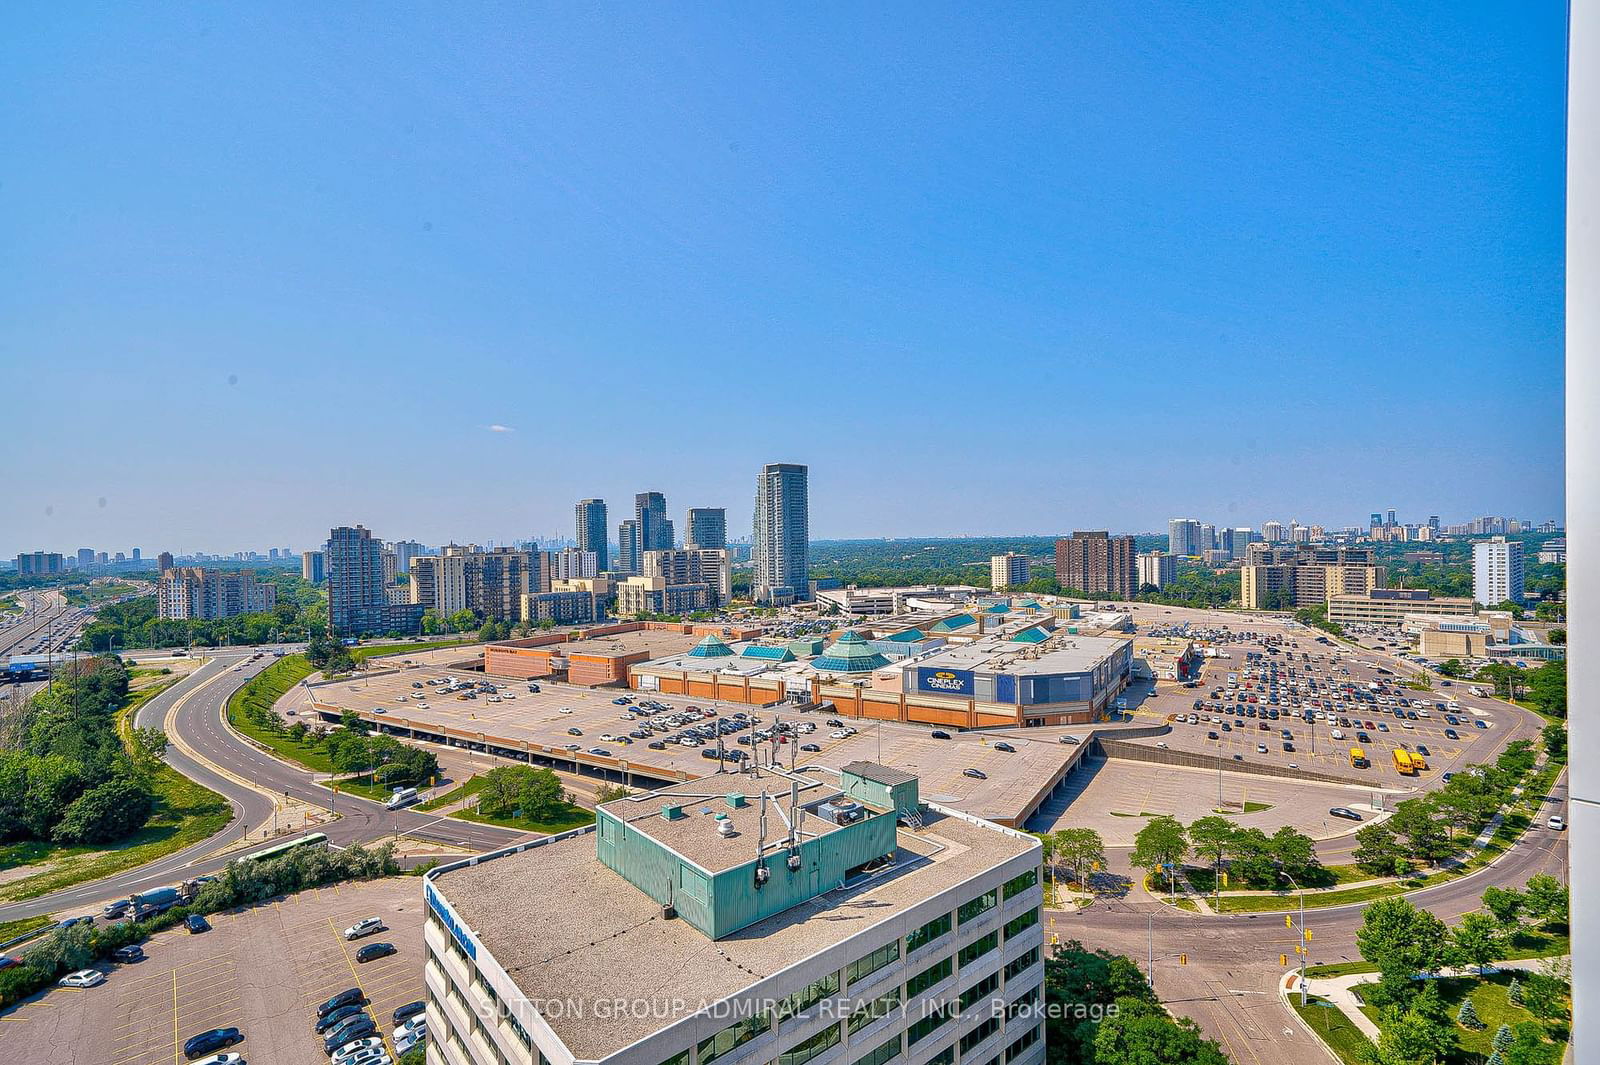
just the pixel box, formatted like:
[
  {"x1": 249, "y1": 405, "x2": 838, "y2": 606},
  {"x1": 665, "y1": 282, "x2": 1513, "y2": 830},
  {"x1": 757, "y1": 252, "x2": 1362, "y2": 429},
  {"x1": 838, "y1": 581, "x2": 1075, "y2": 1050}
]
[
  {"x1": 905, "y1": 957, "x2": 952, "y2": 999},
  {"x1": 925, "y1": 1045, "x2": 954, "y2": 1065},
  {"x1": 957, "y1": 889, "x2": 998, "y2": 925},
  {"x1": 1001, "y1": 909, "x2": 1039, "y2": 942},
  {"x1": 849, "y1": 990, "x2": 902, "y2": 1037},
  {"x1": 852, "y1": 1034, "x2": 901, "y2": 1065},
  {"x1": 1002, "y1": 948, "x2": 1040, "y2": 983},
  {"x1": 906, "y1": 913, "x2": 951, "y2": 953},
  {"x1": 777, "y1": 1020, "x2": 842, "y2": 1065},
  {"x1": 1002, "y1": 1024, "x2": 1041, "y2": 1063},
  {"x1": 906, "y1": 1003, "x2": 951, "y2": 1047},
  {"x1": 847, "y1": 941, "x2": 901, "y2": 985},
  {"x1": 1006, "y1": 986, "x2": 1042, "y2": 1022},
  {"x1": 699, "y1": 1014, "x2": 773, "y2": 1065},
  {"x1": 1001, "y1": 869, "x2": 1037, "y2": 901},
  {"x1": 958, "y1": 972, "x2": 999, "y2": 1014},
  {"x1": 959, "y1": 1016, "x2": 1001, "y2": 1056},
  {"x1": 777, "y1": 970, "x2": 841, "y2": 1022},
  {"x1": 958, "y1": 932, "x2": 998, "y2": 969}
]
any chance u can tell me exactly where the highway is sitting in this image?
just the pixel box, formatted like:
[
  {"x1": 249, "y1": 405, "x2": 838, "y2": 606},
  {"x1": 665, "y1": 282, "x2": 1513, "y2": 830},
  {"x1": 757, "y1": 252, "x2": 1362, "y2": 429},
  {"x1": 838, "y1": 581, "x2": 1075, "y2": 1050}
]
[{"x1": 0, "y1": 650, "x2": 528, "y2": 924}]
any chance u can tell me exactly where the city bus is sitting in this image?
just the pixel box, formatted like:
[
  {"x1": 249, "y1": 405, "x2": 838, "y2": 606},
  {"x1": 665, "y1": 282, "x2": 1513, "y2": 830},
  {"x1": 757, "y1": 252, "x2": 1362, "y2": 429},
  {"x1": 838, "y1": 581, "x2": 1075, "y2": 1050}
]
[{"x1": 241, "y1": 832, "x2": 330, "y2": 864}]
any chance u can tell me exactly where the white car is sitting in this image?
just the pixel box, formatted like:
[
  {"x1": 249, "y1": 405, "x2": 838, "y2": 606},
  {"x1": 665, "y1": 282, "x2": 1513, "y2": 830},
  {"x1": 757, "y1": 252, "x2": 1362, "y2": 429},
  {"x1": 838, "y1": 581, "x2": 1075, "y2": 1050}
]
[
  {"x1": 830, "y1": 730, "x2": 849, "y2": 739},
  {"x1": 336, "y1": 1048, "x2": 391, "y2": 1065},
  {"x1": 343, "y1": 916, "x2": 386, "y2": 940},
  {"x1": 396, "y1": 1032, "x2": 422, "y2": 1056},
  {"x1": 58, "y1": 969, "x2": 105, "y2": 989},
  {"x1": 192, "y1": 1055, "x2": 245, "y2": 1065},
  {"x1": 1548, "y1": 816, "x2": 1566, "y2": 831},
  {"x1": 558, "y1": 708, "x2": 574, "y2": 715},
  {"x1": 600, "y1": 734, "x2": 616, "y2": 742},
  {"x1": 330, "y1": 1037, "x2": 383, "y2": 1060}
]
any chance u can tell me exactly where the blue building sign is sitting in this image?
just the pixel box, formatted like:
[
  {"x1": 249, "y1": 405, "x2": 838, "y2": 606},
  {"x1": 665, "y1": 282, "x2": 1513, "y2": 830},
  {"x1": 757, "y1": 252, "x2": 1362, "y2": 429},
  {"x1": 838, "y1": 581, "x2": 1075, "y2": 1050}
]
[
  {"x1": 426, "y1": 882, "x2": 478, "y2": 960},
  {"x1": 916, "y1": 667, "x2": 975, "y2": 697}
]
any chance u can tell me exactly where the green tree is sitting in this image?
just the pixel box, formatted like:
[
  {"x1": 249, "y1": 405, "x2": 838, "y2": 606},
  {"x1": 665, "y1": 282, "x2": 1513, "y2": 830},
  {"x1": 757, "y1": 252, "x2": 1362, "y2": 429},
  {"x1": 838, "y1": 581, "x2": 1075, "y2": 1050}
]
[
  {"x1": 1130, "y1": 815, "x2": 1188, "y2": 895},
  {"x1": 1353, "y1": 821, "x2": 1410, "y2": 878},
  {"x1": 1091, "y1": 996, "x2": 1229, "y2": 1065},
  {"x1": 50, "y1": 775, "x2": 155, "y2": 844},
  {"x1": 1456, "y1": 997, "x2": 1483, "y2": 1030},
  {"x1": 1186, "y1": 816, "x2": 1235, "y2": 886},
  {"x1": 1370, "y1": 1006, "x2": 1449, "y2": 1065},
  {"x1": 1539, "y1": 724, "x2": 1566, "y2": 761},
  {"x1": 1522, "y1": 874, "x2": 1569, "y2": 928},
  {"x1": 1451, "y1": 913, "x2": 1501, "y2": 974},
  {"x1": 1224, "y1": 827, "x2": 1279, "y2": 888},
  {"x1": 1437, "y1": 659, "x2": 1465, "y2": 678},
  {"x1": 1482, "y1": 887, "x2": 1524, "y2": 935},
  {"x1": 1390, "y1": 799, "x2": 1452, "y2": 863},
  {"x1": 127, "y1": 726, "x2": 169, "y2": 773},
  {"x1": 1524, "y1": 662, "x2": 1566, "y2": 719},
  {"x1": 1052, "y1": 827, "x2": 1106, "y2": 892},
  {"x1": 1356, "y1": 897, "x2": 1450, "y2": 1007},
  {"x1": 1501, "y1": 1022, "x2": 1553, "y2": 1065},
  {"x1": 1269, "y1": 825, "x2": 1320, "y2": 883}
]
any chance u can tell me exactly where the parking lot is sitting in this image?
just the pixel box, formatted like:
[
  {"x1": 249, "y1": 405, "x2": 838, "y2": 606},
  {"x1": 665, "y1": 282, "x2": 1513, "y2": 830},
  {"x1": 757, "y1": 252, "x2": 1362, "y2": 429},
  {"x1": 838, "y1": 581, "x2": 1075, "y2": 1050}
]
[
  {"x1": 1028, "y1": 760, "x2": 1388, "y2": 845},
  {"x1": 1114, "y1": 607, "x2": 1540, "y2": 786},
  {"x1": 0, "y1": 878, "x2": 424, "y2": 1065},
  {"x1": 308, "y1": 666, "x2": 1096, "y2": 825}
]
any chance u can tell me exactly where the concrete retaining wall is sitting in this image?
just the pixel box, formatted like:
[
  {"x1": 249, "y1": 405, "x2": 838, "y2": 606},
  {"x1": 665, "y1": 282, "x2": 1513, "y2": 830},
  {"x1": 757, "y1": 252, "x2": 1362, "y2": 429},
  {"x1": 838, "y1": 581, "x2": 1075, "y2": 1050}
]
[{"x1": 1097, "y1": 737, "x2": 1364, "y2": 788}]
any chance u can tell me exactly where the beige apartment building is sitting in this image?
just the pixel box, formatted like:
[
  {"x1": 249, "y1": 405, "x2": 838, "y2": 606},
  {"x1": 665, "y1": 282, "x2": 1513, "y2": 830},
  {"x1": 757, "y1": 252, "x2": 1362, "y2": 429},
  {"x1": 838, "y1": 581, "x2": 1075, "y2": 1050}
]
[{"x1": 1240, "y1": 544, "x2": 1386, "y2": 609}]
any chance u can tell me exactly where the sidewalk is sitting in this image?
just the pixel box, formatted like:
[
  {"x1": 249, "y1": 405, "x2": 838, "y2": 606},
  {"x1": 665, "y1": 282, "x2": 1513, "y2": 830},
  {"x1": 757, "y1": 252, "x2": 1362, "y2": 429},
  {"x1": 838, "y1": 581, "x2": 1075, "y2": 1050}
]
[{"x1": 1295, "y1": 956, "x2": 1570, "y2": 1042}]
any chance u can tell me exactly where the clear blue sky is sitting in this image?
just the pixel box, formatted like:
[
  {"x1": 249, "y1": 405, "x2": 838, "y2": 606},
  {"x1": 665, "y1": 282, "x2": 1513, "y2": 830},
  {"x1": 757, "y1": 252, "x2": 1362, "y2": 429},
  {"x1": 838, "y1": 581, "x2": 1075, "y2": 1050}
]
[{"x1": 0, "y1": 3, "x2": 1566, "y2": 556}]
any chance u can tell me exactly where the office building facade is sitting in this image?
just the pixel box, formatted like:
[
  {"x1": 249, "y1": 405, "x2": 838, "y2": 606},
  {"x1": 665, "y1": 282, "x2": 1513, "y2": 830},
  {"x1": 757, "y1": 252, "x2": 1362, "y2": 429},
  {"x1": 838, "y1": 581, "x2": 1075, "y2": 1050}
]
[
  {"x1": 422, "y1": 764, "x2": 1046, "y2": 1065},
  {"x1": 754, "y1": 463, "x2": 810, "y2": 605},
  {"x1": 327, "y1": 525, "x2": 423, "y2": 636},
  {"x1": 1053, "y1": 532, "x2": 1137, "y2": 599},
  {"x1": 576, "y1": 499, "x2": 610, "y2": 573},
  {"x1": 1472, "y1": 536, "x2": 1525, "y2": 606},
  {"x1": 687, "y1": 507, "x2": 729, "y2": 550},
  {"x1": 989, "y1": 553, "x2": 1031, "y2": 590},
  {"x1": 302, "y1": 550, "x2": 326, "y2": 583},
  {"x1": 157, "y1": 568, "x2": 277, "y2": 620}
]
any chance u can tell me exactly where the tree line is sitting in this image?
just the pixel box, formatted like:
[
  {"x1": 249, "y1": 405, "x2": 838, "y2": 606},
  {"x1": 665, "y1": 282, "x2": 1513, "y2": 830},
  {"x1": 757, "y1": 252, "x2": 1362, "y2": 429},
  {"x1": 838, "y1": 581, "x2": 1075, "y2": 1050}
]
[
  {"x1": 1354, "y1": 877, "x2": 1569, "y2": 1065},
  {"x1": 0, "y1": 656, "x2": 160, "y2": 847},
  {"x1": 76, "y1": 573, "x2": 327, "y2": 651}
]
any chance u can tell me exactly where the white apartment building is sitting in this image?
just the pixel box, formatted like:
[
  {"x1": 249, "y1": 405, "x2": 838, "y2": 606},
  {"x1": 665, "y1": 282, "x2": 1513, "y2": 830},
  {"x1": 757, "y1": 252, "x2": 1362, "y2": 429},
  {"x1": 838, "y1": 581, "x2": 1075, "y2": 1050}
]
[
  {"x1": 1472, "y1": 536, "x2": 1525, "y2": 605},
  {"x1": 988, "y1": 554, "x2": 1031, "y2": 590},
  {"x1": 1135, "y1": 551, "x2": 1176, "y2": 590},
  {"x1": 423, "y1": 765, "x2": 1046, "y2": 1065}
]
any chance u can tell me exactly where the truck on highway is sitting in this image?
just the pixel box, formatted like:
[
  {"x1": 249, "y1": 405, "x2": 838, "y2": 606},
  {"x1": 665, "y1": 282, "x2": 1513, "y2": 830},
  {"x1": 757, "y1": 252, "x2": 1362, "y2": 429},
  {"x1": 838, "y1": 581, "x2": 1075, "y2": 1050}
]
[
  {"x1": 1349, "y1": 746, "x2": 1369, "y2": 769},
  {"x1": 1392, "y1": 748, "x2": 1418, "y2": 775}
]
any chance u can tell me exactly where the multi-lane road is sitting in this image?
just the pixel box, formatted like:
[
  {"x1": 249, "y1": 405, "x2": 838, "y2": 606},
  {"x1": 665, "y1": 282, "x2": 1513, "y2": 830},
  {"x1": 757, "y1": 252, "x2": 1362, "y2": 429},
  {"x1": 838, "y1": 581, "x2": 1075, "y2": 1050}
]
[{"x1": 0, "y1": 650, "x2": 527, "y2": 924}]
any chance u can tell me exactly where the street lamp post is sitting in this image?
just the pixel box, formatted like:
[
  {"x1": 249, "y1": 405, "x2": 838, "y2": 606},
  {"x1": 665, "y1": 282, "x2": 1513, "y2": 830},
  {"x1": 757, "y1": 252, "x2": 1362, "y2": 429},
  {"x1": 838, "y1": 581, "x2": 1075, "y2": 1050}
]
[{"x1": 1285, "y1": 874, "x2": 1310, "y2": 1005}]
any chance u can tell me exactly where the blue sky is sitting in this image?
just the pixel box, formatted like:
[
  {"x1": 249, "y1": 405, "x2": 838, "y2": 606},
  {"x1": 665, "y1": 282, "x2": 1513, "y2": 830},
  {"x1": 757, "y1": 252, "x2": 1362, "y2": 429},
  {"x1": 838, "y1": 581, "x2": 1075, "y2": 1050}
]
[{"x1": 0, "y1": 3, "x2": 1566, "y2": 555}]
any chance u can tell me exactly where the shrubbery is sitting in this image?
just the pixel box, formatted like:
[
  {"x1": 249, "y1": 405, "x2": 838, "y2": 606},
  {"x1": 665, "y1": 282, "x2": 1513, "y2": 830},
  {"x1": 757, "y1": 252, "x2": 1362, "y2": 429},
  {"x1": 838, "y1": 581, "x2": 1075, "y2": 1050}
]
[{"x1": 0, "y1": 841, "x2": 399, "y2": 1009}]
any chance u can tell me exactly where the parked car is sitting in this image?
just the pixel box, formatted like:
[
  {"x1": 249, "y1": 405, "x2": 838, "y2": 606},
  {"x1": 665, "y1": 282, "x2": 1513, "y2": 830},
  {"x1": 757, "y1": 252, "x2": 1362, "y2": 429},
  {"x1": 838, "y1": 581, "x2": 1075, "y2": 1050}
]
[
  {"x1": 189, "y1": 1054, "x2": 244, "y2": 1065},
  {"x1": 112, "y1": 945, "x2": 146, "y2": 963},
  {"x1": 1329, "y1": 807, "x2": 1363, "y2": 821},
  {"x1": 356, "y1": 942, "x2": 397, "y2": 963},
  {"x1": 185, "y1": 914, "x2": 211, "y2": 934},
  {"x1": 962, "y1": 768, "x2": 987, "y2": 779},
  {"x1": 329, "y1": 1036, "x2": 384, "y2": 1061},
  {"x1": 58, "y1": 969, "x2": 105, "y2": 989},
  {"x1": 344, "y1": 917, "x2": 386, "y2": 941},
  {"x1": 183, "y1": 1027, "x2": 243, "y2": 1060},
  {"x1": 392, "y1": 1001, "x2": 426, "y2": 1024},
  {"x1": 316, "y1": 1004, "x2": 368, "y2": 1034},
  {"x1": 325, "y1": 1018, "x2": 378, "y2": 1054},
  {"x1": 930, "y1": 730, "x2": 952, "y2": 740}
]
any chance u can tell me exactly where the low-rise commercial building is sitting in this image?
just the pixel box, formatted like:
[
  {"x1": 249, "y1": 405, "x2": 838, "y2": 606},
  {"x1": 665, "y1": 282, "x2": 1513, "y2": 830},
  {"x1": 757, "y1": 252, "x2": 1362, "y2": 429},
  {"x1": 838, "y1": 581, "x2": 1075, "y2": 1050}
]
[
  {"x1": 484, "y1": 623, "x2": 713, "y2": 685},
  {"x1": 422, "y1": 764, "x2": 1045, "y2": 1065},
  {"x1": 1327, "y1": 589, "x2": 1475, "y2": 627}
]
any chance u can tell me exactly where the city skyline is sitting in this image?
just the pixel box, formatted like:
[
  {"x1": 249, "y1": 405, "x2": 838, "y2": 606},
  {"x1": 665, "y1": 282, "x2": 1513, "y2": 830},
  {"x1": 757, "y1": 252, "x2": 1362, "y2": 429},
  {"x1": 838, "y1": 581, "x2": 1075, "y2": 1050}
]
[{"x1": 0, "y1": 6, "x2": 1565, "y2": 552}]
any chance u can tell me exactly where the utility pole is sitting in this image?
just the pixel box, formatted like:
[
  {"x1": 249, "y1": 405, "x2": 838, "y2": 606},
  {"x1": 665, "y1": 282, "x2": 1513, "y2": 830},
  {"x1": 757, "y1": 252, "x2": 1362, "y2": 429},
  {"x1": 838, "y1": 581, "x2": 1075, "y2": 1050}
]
[{"x1": 1147, "y1": 914, "x2": 1154, "y2": 988}]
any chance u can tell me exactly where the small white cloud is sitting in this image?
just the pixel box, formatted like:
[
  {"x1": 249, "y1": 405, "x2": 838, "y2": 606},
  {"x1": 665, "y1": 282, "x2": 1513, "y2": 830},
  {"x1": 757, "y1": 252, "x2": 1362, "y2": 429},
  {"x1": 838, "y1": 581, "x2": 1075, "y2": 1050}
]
[{"x1": 484, "y1": 424, "x2": 516, "y2": 433}]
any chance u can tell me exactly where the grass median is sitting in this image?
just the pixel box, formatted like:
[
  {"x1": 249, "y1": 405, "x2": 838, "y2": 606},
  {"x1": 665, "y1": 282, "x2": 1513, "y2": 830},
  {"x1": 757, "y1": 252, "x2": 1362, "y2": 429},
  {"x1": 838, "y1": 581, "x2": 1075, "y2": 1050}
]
[
  {"x1": 1290, "y1": 995, "x2": 1373, "y2": 1065},
  {"x1": 453, "y1": 801, "x2": 595, "y2": 836},
  {"x1": 224, "y1": 653, "x2": 334, "y2": 772}
]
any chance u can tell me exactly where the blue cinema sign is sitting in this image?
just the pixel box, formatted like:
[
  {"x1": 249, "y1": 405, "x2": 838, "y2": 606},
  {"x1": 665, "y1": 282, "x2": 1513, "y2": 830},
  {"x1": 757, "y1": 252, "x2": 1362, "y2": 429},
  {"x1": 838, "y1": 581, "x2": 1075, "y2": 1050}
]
[{"x1": 917, "y1": 667, "x2": 975, "y2": 696}]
